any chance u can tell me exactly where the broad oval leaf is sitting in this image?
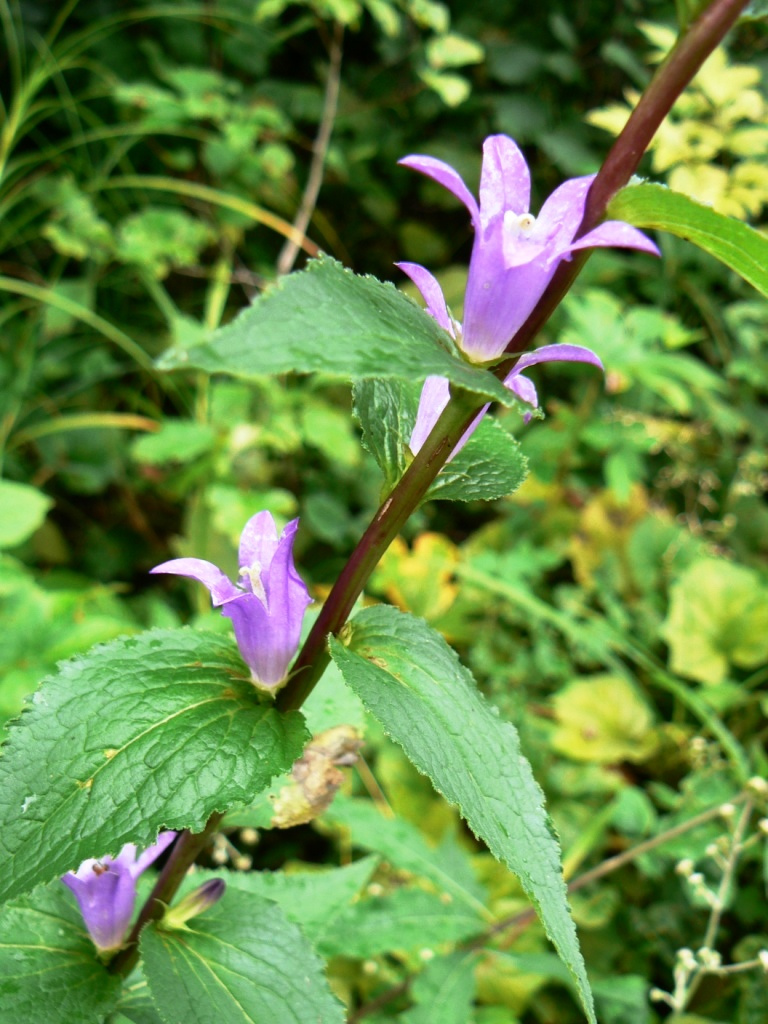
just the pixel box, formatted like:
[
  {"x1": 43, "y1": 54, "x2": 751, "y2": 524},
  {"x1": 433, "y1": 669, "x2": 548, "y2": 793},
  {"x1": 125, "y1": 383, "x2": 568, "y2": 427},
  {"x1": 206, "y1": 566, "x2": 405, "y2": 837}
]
[
  {"x1": 329, "y1": 606, "x2": 596, "y2": 1024},
  {"x1": 141, "y1": 887, "x2": 344, "y2": 1024},
  {"x1": 608, "y1": 182, "x2": 768, "y2": 299},
  {"x1": 159, "y1": 256, "x2": 517, "y2": 407},
  {"x1": 0, "y1": 629, "x2": 307, "y2": 904},
  {"x1": 0, "y1": 882, "x2": 120, "y2": 1024}
]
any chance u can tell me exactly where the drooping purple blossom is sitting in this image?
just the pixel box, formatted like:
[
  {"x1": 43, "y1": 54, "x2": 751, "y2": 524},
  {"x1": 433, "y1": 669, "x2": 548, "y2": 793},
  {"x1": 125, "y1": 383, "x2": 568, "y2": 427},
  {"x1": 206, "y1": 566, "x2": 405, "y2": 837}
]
[
  {"x1": 62, "y1": 832, "x2": 176, "y2": 953},
  {"x1": 150, "y1": 511, "x2": 312, "y2": 690},
  {"x1": 398, "y1": 134, "x2": 659, "y2": 455},
  {"x1": 399, "y1": 134, "x2": 659, "y2": 363}
]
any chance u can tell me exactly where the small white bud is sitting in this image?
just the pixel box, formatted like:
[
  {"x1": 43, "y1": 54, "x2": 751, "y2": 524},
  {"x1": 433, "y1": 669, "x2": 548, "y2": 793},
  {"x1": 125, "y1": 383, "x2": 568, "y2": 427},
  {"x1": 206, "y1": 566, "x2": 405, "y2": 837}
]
[
  {"x1": 758, "y1": 818, "x2": 768, "y2": 835},
  {"x1": 677, "y1": 947, "x2": 697, "y2": 971},
  {"x1": 362, "y1": 960, "x2": 378, "y2": 975},
  {"x1": 240, "y1": 828, "x2": 259, "y2": 845},
  {"x1": 747, "y1": 776, "x2": 768, "y2": 796},
  {"x1": 676, "y1": 858, "x2": 695, "y2": 877},
  {"x1": 719, "y1": 802, "x2": 736, "y2": 819},
  {"x1": 688, "y1": 872, "x2": 705, "y2": 886},
  {"x1": 419, "y1": 948, "x2": 435, "y2": 962},
  {"x1": 697, "y1": 947, "x2": 721, "y2": 968},
  {"x1": 758, "y1": 950, "x2": 768, "y2": 972}
]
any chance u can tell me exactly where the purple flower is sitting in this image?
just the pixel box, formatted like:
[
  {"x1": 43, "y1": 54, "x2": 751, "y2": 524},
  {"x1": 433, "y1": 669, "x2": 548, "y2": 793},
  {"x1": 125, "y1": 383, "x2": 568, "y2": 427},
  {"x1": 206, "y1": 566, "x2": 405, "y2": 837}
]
[
  {"x1": 398, "y1": 134, "x2": 659, "y2": 363},
  {"x1": 408, "y1": 345, "x2": 604, "y2": 457},
  {"x1": 150, "y1": 511, "x2": 312, "y2": 690},
  {"x1": 398, "y1": 134, "x2": 659, "y2": 456},
  {"x1": 62, "y1": 832, "x2": 176, "y2": 953}
]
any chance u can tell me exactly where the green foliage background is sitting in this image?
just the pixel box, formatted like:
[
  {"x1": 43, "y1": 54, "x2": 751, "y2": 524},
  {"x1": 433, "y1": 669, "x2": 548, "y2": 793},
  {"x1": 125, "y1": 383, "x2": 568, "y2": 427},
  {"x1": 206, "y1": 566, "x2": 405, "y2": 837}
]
[{"x1": 1, "y1": 1, "x2": 767, "y2": 1021}]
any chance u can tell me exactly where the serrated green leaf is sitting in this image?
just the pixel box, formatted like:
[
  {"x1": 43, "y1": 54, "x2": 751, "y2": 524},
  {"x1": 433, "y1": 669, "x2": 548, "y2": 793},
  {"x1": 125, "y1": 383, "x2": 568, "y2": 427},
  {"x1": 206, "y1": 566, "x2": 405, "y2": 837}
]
[
  {"x1": 401, "y1": 950, "x2": 477, "y2": 1024},
  {"x1": 318, "y1": 886, "x2": 482, "y2": 958},
  {"x1": 0, "y1": 629, "x2": 307, "y2": 904},
  {"x1": 608, "y1": 183, "x2": 768, "y2": 298},
  {"x1": 159, "y1": 257, "x2": 516, "y2": 408},
  {"x1": 353, "y1": 378, "x2": 527, "y2": 503},
  {"x1": 326, "y1": 795, "x2": 489, "y2": 917},
  {"x1": 141, "y1": 888, "x2": 344, "y2": 1024},
  {"x1": 329, "y1": 606, "x2": 595, "y2": 1024},
  {"x1": 0, "y1": 480, "x2": 53, "y2": 549},
  {"x1": 193, "y1": 858, "x2": 378, "y2": 946},
  {"x1": 0, "y1": 882, "x2": 120, "y2": 1024}
]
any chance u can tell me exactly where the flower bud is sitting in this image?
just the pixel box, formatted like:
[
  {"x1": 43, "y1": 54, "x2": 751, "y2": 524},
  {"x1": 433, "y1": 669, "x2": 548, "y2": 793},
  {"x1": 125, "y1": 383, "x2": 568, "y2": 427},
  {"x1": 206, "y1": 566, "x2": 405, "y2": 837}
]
[{"x1": 163, "y1": 879, "x2": 226, "y2": 930}]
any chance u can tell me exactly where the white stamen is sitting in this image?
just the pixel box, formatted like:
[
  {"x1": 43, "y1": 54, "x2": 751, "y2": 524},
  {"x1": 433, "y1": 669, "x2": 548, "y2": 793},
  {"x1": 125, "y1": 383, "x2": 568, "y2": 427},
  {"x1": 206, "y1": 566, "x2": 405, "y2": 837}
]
[
  {"x1": 239, "y1": 564, "x2": 267, "y2": 603},
  {"x1": 504, "y1": 210, "x2": 537, "y2": 237}
]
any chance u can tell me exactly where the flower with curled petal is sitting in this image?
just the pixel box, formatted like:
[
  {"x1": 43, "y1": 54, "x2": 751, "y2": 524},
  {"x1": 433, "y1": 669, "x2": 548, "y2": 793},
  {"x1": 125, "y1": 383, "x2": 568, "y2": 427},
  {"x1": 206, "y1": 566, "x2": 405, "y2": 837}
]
[
  {"x1": 398, "y1": 134, "x2": 659, "y2": 454},
  {"x1": 150, "y1": 511, "x2": 312, "y2": 690},
  {"x1": 62, "y1": 832, "x2": 176, "y2": 953}
]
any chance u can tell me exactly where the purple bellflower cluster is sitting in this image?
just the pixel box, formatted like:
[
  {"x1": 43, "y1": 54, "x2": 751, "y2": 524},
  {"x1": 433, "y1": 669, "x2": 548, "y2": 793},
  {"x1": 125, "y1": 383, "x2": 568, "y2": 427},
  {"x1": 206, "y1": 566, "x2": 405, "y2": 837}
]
[
  {"x1": 151, "y1": 511, "x2": 312, "y2": 690},
  {"x1": 398, "y1": 134, "x2": 660, "y2": 455},
  {"x1": 62, "y1": 832, "x2": 176, "y2": 953}
]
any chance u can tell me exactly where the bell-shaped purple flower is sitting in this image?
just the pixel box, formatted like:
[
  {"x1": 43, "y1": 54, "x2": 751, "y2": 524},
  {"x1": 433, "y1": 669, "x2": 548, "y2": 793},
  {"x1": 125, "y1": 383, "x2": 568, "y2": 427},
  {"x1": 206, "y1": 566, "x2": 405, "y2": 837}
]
[
  {"x1": 62, "y1": 832, "x2": 176, "y2": 953},
  {"x1": 398, "y1": 134, "x2": 659, "y2": 363},
  {"x1": 399, "y1": 134, "x2": 659, "y2": 456},
  {"x1": 150, "y1": 511, "x2": 312, "y2": 690}
]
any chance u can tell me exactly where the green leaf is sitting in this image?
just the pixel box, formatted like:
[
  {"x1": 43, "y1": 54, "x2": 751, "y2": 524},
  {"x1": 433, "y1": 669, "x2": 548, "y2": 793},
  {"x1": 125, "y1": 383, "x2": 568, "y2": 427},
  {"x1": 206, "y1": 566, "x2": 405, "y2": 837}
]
[
  {"x1": 329, "y1": 606, "x2": 595, "y2": 1024},
  {"x1": 430, "y1": 419, "x2": 527, "y2": 502},
  {"x1": 131, "y1": 421, "x2": 216, "y2": 466},
  {"x1": 159, "y1": 257, "x2": 516, "y2": 408},
  {"x1": 0, "y1": 882, "x2": 120, "y2": 1024},
  {"x1": 326, "y1": 795, "x2": 489, "y2": 917},
  {"x1": 401, "y1": 951, "x2": 477, "y2": 1024},
  {"x1": 199, "y1": 857, "x2": 378, "y2": 946},
  {"x1": 608, "y1": 183, "x2": 768, "y2": 299},
  {"x1": 141, "y1": 887, "x2": 344, "y2": 1024},
  {"x1": 0, "y1": 629, "x2": 307, "y2": 904},
  {"x1": 353, "y1": 379, "x2": 527, "y2": 503},
  {"x1": 318, "y1": 887, "x2": 483, "y2": 958},
  {"x1": 0, "y1": 480, "x2": 53, "y2": 549},
  {"x1": 662, "y1": 558, "x2": 768, "y2": 685},
  {"x1": 551, "y1": 675, "x2": 659, "y2": 764}
]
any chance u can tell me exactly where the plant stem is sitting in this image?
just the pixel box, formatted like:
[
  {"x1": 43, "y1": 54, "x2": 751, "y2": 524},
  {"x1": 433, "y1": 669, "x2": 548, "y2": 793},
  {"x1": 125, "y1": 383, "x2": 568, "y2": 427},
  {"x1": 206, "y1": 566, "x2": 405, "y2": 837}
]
[
  {"x1": 277, "y1": 387, "x2": 481, "y2": 712},
  {"x1": 276, "y1": 21, "x2": 343, "y2": 276},
  {"x1": 108, "y1": 813, "x2": 224, "y2": 979}
]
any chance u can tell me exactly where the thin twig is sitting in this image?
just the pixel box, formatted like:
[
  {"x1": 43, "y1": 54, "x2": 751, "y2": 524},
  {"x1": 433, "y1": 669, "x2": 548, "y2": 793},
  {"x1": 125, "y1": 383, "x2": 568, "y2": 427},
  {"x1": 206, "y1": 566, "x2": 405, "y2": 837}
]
[{"x1": 276, "y1": 22, "x2": 343, "y2": 276}]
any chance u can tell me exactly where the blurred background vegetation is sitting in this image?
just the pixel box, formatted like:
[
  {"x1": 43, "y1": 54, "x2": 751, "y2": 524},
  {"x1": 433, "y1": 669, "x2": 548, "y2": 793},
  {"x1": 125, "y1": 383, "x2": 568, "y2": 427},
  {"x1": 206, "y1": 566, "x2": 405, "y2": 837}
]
[{"x1": 1, "y1": 1, "x2": 768, "y2": 1021}]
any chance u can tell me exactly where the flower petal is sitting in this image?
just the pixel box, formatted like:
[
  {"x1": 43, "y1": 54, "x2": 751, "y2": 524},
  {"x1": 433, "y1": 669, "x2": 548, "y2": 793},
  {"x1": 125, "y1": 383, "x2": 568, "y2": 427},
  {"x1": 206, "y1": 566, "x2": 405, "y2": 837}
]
[
  {"x1": 149, "y1": 558, "x2": 240, "y2": 606},
  {"x1": 238, "y1": 510, "x2": 279, "y2": 574},
  {"x1": 409, "y1": 375, "x2": 450, "y2": 454},
  {"x1": 399, "y1": 154, "x2": 480, "y2": 225},
  {"x1": 565, "y1": 220, "x2": 661, "y2": 258},
  {"x1": 479, "y1": 135, "x2": 530, "y2": 222},
  {"x1": 409, "y1": 375, "x2": 488, "y2": 460},
  {"x1": 262, "y1": 518, "x2": 313, "y2": 639},
  {"x1": 396, "y1": 262, "x2": 454, "y2": 334},
  {"x1": 222, "y1": 592, "x2": 296, "y2": 688},
  {"x1": 507, "y1": 373, "x2": 538, "y2": 407},
  {"x1": 132, "y1": 831, "x2": 177, "y2": 877},
  {"x1": 535, "y1": 174, "x2": 594, "y2": 253},
  {"x1": 63, "y1": 862, "x2": 137, "y2": 951},
  {"x1": 511, "y1": 343, "x2": 604, "y2": 374}
]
